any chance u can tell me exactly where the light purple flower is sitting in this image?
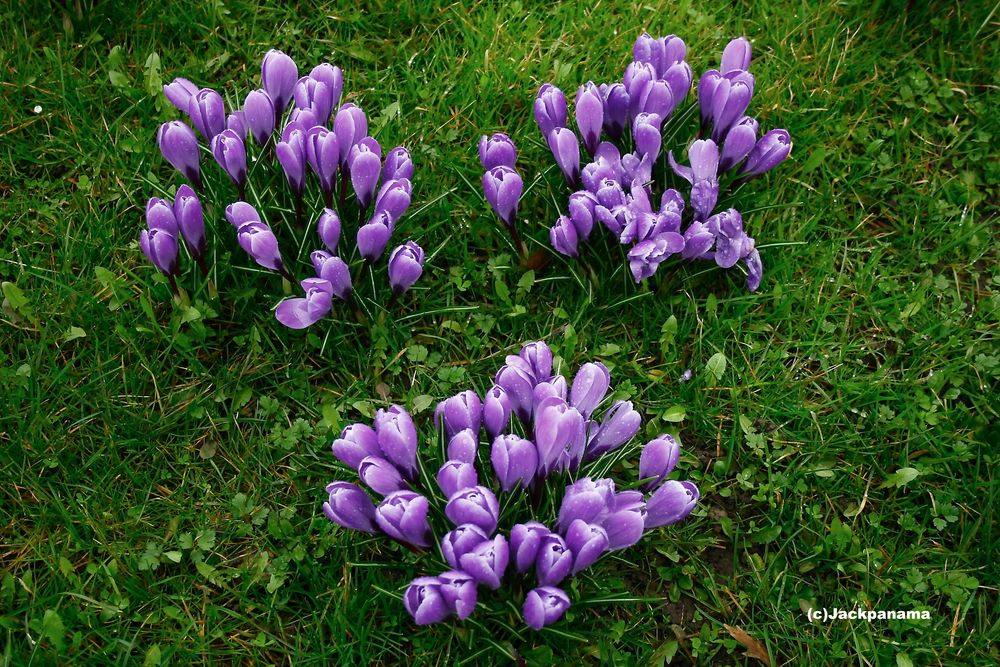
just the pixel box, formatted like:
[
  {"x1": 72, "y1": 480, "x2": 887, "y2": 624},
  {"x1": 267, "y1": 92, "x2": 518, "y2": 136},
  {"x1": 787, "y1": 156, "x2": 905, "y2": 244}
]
[
  {"x1": 523, "y1": 586, "x2": 570, "y2": 631},
  {"x1": 645, "y1": 480, "x2": 699, "y2": 528},
  {"x1": 745, "y1": 248, "x2": 764, "y2": 292},
  {"x1": 333, "y1": 103, "x2": 368, "y2": 166},
  {"x1": 547, "y1": 127, "x2": 581, "y2": 187},
  {"x1": 550, "y1": 215, "x2": 579, "y2": 258},
  {"x1": 557, "y1": 477, "x2": 615, "y2": 532},
  {"x1": 331, "y1": 423, "x2": 380, "y2": 469},
  {"x1": 586, "y1": 400, "x2": 641, "y2": 459},
  {"x1": 163, "y1": 77, "x2": 198, "y2": 113},
  {"x1": 680, "y1": 220, "x2": 716, "y2": 260},
  {"x1": 495, "y1": 360, "x2": 536, "y2": 423},
  {"x1": 721, "y1": 37, "x2": 752, "y2": 73},
  {"x1": 445, "y1": 485, "x2": 499, "y2": 533},
  {"x1": 446, "y1": 429, "x2": 478, "y2": 463},
  {"x1": 567, "y1": 190, "x2": 598, "y2": 240},
  {"x1": 236, "y1": 221, "x2": 284, "y2": 272},
  {"x1": 224, "y1": 201, "x2": 260, "y2": 228},
  {"x1": 575, "y1": 82, "x2": 604, "y2": 157},
  {"x1": 226, "y1": 111, "x2": 247, "y2": 138},
  {"x1": 243, "y1": 89, "x2": 276, "y2": 147},
  {"x1": 600, "y1": 83, "x2": 629, "y2": 139},
  {"x1": 520, "y1": 341, "x2": 552, "y2": 381},
  {"x1": 210, "y1": 129, "x2": 247, "y2": 192},
  {"x1": 261, "y1": 49, "x2": 298, "y2": 118},
  {"x1": 632, "y1": 112, "x2": 663, "y2": 162},
  {"x1": 403, "y1": 577, "x2": 449, "y2": 625},
  {"x1": 274, "y1": 277, "x2": 333, "y2": 329},
  {"x1": 627, "y1": 233, "x2": 685, "y2": 282},
  {"x1": 668, "y1": 139, "x2": 719, "y2": 221},
  {"x1": 374, "y1": 405, "x2": 418, "y2": 479},
  {"x1": 349, "y1": 139, "x2": 382, "y2": 210},
  {"x1": 534, "y1": 397, "x2": 586, "y2": 475},
  {"x1": 383, "y1": 146, "x2": 413, "y2": 181},
  {"x1": 359, "y1": 455, "x2": 408, "y2": 496},
  {"x1": 483, "y1": 385, "x2": 512, "y2": 440},
  {"x1": 437, "y1": 460, "x2": 478, "y2": 498},
  {"x1": 534, "y1": 84, "x2": 567, "y2": 139},
  {"x1": 565, "y1": 519, "x2": 609, "y2": 574},
  {"x1": 145, "y1": 197, "x2": 178, "y2": 235},
  {"x1": 305, "y1": 126, "x2": 340, "y2": 196},
  {"x1": 491, "y1": 434, "x2": 538, "y2": 492},
  {"x1": 187, "y1": 88, "x2": 225, "y2": 141},
  {"x1": 624, "y1": 61, "x2": 656, "y2": 122},
  {"x1": 569, "y1": 362, "x2": 610, "y2": 419},
  {"x1": 375, "y1": 490, "x2": 431, "y2": 548},
  {"x1": 705, "y1": 208, "x2": 754, "y2": 269},
  {"x1": 478, "y1": 133, "x2": 517, "y2": 170},
  {"x1": 311, "y1": 251, "x2": 352, "y2": 300},
  {"x1": 438, "y1": 570, "x2": 478, "y2": 620},
  {"x1": 435, "y1": 391, "x2": 482, "y2": 440},
  {"x1": 388, "y1": 241, "x2": 425, "y2": 296},
  {"x1": 600, "y1": 491, "x2": 647, "y2": 549},
  {"x1": 374, "y1": 178, "x2": 413, "y2": 222},
  {"x1": 139, "y1": 228, "x2": 179, "y2": 276},
  {"x1": 511, "y1": 521, "x2": 549, "y2": 573},
  {"x1": 636, "y1": 79, "x2": 673, "y2": 120},
  {"x1": 356, "y1": 214, "x2": 392, "y2": 263},
  {"x1": 482, "y1": 166, "x2": 523, "y2": 228},
  {"x1": 309, "y1": 63, "x2": 344, "y2": 110},
  {"x1": 157, "y1": 121, "x2": 201, "y2": 185},
  {"x1": 639, "y1": 435, "x2": 681, "y2": 491},
  {"x1": 173, "y1": 185, "x2": 204, "y2": 258},
  {"x1": 316, "y1": 208, "x2": 341, "y2": 254},
  {"x1": 739, "y1": 129, "x2": 792, "y2": 179},
  {"x1": 458, "y1": 534, "x2": 509, "y2": 590},
  {"x1": 322, "y1": 481, "x2": 377, "y2": 532},
  {"x1": 535, "y1": 533, "x2": 573, "y2": 586},
  {"x1": 441, "y1": 524, "x2": 490, "y2": 569},
  {"x1": 293, "y1": 76, "x2": 333, "y2": 124},
  {"x1": 275, "y1": 126, "x2": 307, "y2": 196},
  {"x1": 719, "y1": 116, "x2": 759, "y2": 171}
]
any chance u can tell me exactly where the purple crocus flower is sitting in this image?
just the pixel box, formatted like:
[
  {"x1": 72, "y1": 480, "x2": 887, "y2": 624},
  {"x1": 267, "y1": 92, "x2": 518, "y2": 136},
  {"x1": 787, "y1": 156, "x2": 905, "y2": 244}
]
[
  {"x1": 636, "y1": 79, "x2": 673, "y2": 120},
  {"x1": 645, "y1": 480, "x2": 699, "y2": 528},
  {"x1": 745, "y1": 248, "x2": 764, "y2": 292},
  {"x1": 680, "y1": 220, "x2": 716, "y2": 260},
  {"x1": 565, "y1": 519, "x2": 609, "y2": 574},
  {"x1": 224, "y1": 201, "x2": 261, "y2": 228},
  {"x1": 187, "y1": 88, "x2": 225, "y2": 141},
  {"x1": 458, "y1": 534, "x2": 509, "y2": 590},
  {"x1": 510, "y1": 522, "x2": 549, "y2": 573},
  {"x1": 567, "y1": 190, "x2": 598, "y2": 240},
  {"x1": 374, "y1": 179, "x2": 412, "y2": 222},
  {"x1": 331, "y1": 423, "x2": 381, "y2": 469},
  {"x1": 309, "y1": 63, "x2": 344, "y2": 110},
  {"x1": 349, "y1": 139, "x2": 382, "y2": 209},
  {"x1": 274, "y1": 277, "x2": 333, "y2": 329},
  {"x1": 668, "y1": 139, "x2": 720, "y2": 221},
  {"x1": 243, "y1": 89, "x2": 276, "y2": 147},
  {"x1": 275, "y1": 125, "x2": 307, "y2": 196},
  {"x1": 705, "y1": 208, "x2": 754, "y2": 269},
  {"x1": 721, "y1": 37, "x2": 752, "y2": 73},
  {"x1": 388, "y1": 241, "x2": 425, "y2": 297},
  {"x1": 520, "y1": 341, "x2": 553, "y2": 382},
  {"x1": 139, "y1": 228, "x2": 179, "y2": 276},
  {"x1": 163, "y1": 77, "x2": 198, "y2": 113},
  {"x1": 293, "y1": 76, "x2": 333, "y2": 124},
  {"x1": 483, "y1": 385, "x2": 512, "y2": 440},
  {"x1": 633, "y1": 33, "x2": 686, "y2": 76},
  {"x1": 311, "y1": 251, "x2": 353, "y2": 300},
  {"x1": 305, "y1": 126, "x2": 340, "y2": 197},
  {"x1": 627, "y1": 232, "x2": 685, "y2": 282},
  {"x1": 623, "y1": 61, "x2": 656, "y2": 122},
  {"x1": 550, "y1": 215, "x2": 579, "y2": 258},
  {"x1": 534, "y1": 84, "x2": 567, "y2": 139},
  {"x1": 478, "y1": 133, "x2": 517, "y2": 170},
  {"x1": 261, "y1": 49, "x2": 298, "y2": 119},
  {"x1": 719, "y1": 116, "x2": 758, "y2": 171},
  {"x1": 532, "y1": 376, "x2": 567, "y2": 413},
  {"x1": 595, "y1": 178, "x2": 628, "y2": 235},
  {"x1": 523, "y1": 586, "x2": 570, "y2": 631},
  {"x1": 383, "y1": 146, "x2": 413, "y2": 181},
  {"x1": 495, "y1": 359, "x2": 536, "y2": 424},
  {"x1": 210, "y1": 129, "x2": 247, "y2": 193},
  {"x1": 173, "y1": 185, "x2": 204, "y2": 259},
  {"x1": 437, "y1": 460, "x2": 478, "y2": 498},
  {"x1": 322, "y1": 481, "x2": 377, "y2": 532},
  {"x1": 157, "y1": 121, "x2": 201, "y2": 186},
  {"x1": 236, "y1": 221, "x2": 284, "y2": 272},
  {"x1": 600, "y1": 83, "x2": 629, "y2": 139},
  {"x1": 438, "y1": 570, "x2": 478, "y2": 620},
  {"x1": 569, "y1": 362, "x2": 610, "y2": 418},
  {"x1": 701, "y1": 72, "x2": 754, "y2": 143},
  {"x1": 491, "y1": 434, "x2": 538, "y2": 492},
  {"x1": 333, "y1": 103, "x2": 368, "y2": 166},
  {"x1": 403, "y1": 577, "x2": 449, "y2": 625},
  {"x1": 639, "y1": 435, "x2": 681, "y2": 491},
  {"x1": 146, "y1": 197, "x2": 178, "y2": 235},
  {"x1": 586, "y1": 400, "x2": 642, "y2": 459},
  {"x1": 374, "y1": 405, "x2": 418, "y2": 479},
  {"x1": 356, "y1": 214, "x2": 393, "y2": 263},
  {"x1": 739, "y1": 128, "x2": 792, "y2": 179},
  {"x1": 441, "y1": 524, "x2": 490, "y2": 569},
  {"x1": 535, "y1": 533, "x2": 573, "y2": 586},
  {"x1": 435, "y1": 390, "x2": 482, "y2": 439},
  {"x1": 632, "y1": 112, "x2": 663, "y2": 162},
  {"x1": 547, "y1": 127, "x2": 581, "y2": 187},
  {"x1": 316, "y1": 208, "x2": 341, "y2": 253},
  {"x1": 446, "y1": 429, "x2": 478, "y2": 463},
  {"x1": 575, "y1": 82, "x2": 604, "y2": 157},
  {"x1": 445, "y1": 486, "x2": 499, "y2": 533},
  {"x1": 482, "y1": 166, "x2": 523, "y2": 228},
  {"x1": 375, "y1": 490, "x2": 431, "y2": 548},
  {"x1": 600, "y1": 490, "x2": 646, "y2": 549},
  {"x1": 662, "y1": 61, "x2": 693, "y2": 112},
  {"x1": 534, "y1": 397, "x2": 586, "y2": 475},
  {"x1": 359, "y1": 455, "x2": 408, "y2": 496},
  {"x1": 288, "y1": 106, "x2": 319, "y2": 130},
  {"x1": 557, "y1": 477, "x2": 615, "y2": 532},
  {"x1": 226, "y1": 111, "x2": 247, "y2": 138}
]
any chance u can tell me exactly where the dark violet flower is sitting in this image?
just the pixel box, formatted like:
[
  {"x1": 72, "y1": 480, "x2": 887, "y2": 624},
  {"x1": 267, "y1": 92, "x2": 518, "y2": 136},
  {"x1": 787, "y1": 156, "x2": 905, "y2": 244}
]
[
  {"x1": 478, "y1": 132, "x2": 517, "y2": 170},
  {"x1": 322, "y1": 481, "x2": 377, "y2": 532},
  {"x1": 349, "y1": 139, "x2": 382, "y2": 209},
  {"x1": 331, "y1": 423, "x2": 381, "y2": 469},
  {"x1": 359, "y1": 455, "x2": 408, "y2": 496},
  {"x1": 569, "y1": 362, "x2": 610, "y2": 419},
  {"x1": 374, "y1": 179, "x2": 413, "y2": 222},
  {"x1": 586, "y1": 400, "x2": 641, "y2": 459},
  {"x1": 639, "y1": 435, "x2": 681, "y2": 491},
  {"x1": 305, "y1": 126, "x2": 340, "y2": 196},
  {"x1": 293, "y1": 76, "x2": 334, "y2": 124},
  {"x1": 309, "y1": 63, "x2": 344, "y2": 110},
  {"x1": 437, "y1": 460, "x2": 478, "y2": 498},
  {"x1": 447, "y1": 429, "x2": 478, "y2": 463},
  {"x1": 721, "y1": 37, "x2": 752, "y2": 73},
  {"x1": 210, "y1": 129, "x2": 247, "y2": 192},
  {"x1": 236, "y1": 221, "x2": 284, "y2": 272},
  {"x1": 445, "y1": 485, "x2": 499, "y2": 533},
  {"x1": 438, "y1": 570, "x2": 478, "y2": 620},
  {"x1": 644, "y1": 480, "x2": 699, "y2": 528},
  {"x1": 535, "y1": 533, "x2": 573, "y2": 586},
  {"x1": 187, "y1": 88, "x2": 225, "y2": 141},
  {"x1": 311, "y1": 251, "x2": 353, "y2": 300},
  {"x1": 565, "y1": 519, "x2": 609, "y2": 574},
  {"x1": 435, "y1": 391, "x2": 482, "y2": 440},
  {"x1": 404, "y1": 577, "x2": 449, "y2": 625},
  {"x1": 375, "y1": 490, "x2": 431, "y2": 548},
  {"x1": 547, "y1": 127, "x2": 581, "y2": 187},
  {"x1": 441, "y1": 524, "x2": 490, "y2": 569},
  {"x1": 567, "y1": 190, "x2": 598, "y2": 240},
  {"x1": 745, "y1": 247, "x2": 763, "y2": 292},
  {"x1": 139, "y1": 228, "x2": 179, "y2": 276},
  {"x1": 534, "y1": 397, "x2": 586, "y2": 475},
  {"x1": 550, "y1": 215, "x2": 579, "y2": 258},
  {"x1": 163, "y1": 77, "x2": 198, "y2": 113},
  {"x1": 333, "y1": 103, "x2": 368, "y2": 166},
  {"x1": 668, "y1": 139, "x2": 719, "y2": 221},
  {"x1": 482, "y1": 166, "x2": 523, "y2": 228},
  {"x1": 739, "y1": 128, "x2": 792, "y2": 179},
  {"x1": 243, "y1": 89, "x2": 276, "y2": 147},
  {"x1": 483, "y1": 385, "x2": 512, "y2": 440},
  {"x1": 316, "y1": 208, "x2": 341, "y2": 253},
  {"x1": 557, "y1": 477, "x2": 614, "y2": 532},
  {"x1": 627, "y1": 232, "x2": 685, "y2": 282},
  {"x1": 374, "y1": 405, "x2": 418, "y2": 479},
  {"x1": 261, "y1": 49, "x2": 298, "y2": 118},
  {"x1": 157, "y1": 121, "x2": 201, "y2": 185},
  {"x1": 636, "y1": 79, "x2": 673, "y2": 120},
  {"x1": 719, "y1": 116, "x2": 758, "y2": 171},
  {"x1": 523, "y1": 586, "x2": 570, "y2": 631},
  {"x1": 510, "y1": 522, "x2": 548, "y2": 573},
  {"x1": 274, "y1": 277, "x2": 333, "y2": 329},
  {"x1": 288, "y1": 106, "x2": 319, "y2": 130},
  {"x1": 356, "y1": 215, "x2": 392, "y2": 263},
  {"x1": 458, "y1": 534, "x2": 509, "y2": 590},
  {"x1": 575, "y1": 82, "x2": 604, "y2": 157},
  {"x1": 600, "y1": 83, "x2": 629, "y2": 140},
  {"x1": 595, "y1": 178, "x2": 628, "y2": 235},
  {"x1": 704, "y1": 74, "x2": 754, "y2": 143},
  {"x1": 633, "y1": 33, "x2": 686, "y2": 77},
  {"x1": 173, "y1": 185, "x2": 204, "y2": 258},
  {"x1": 383, "y1": 146, "x2": 413, "y2": 181},
  {"x1": 275, "y1": 126, "x2": 307, "y2": 196},
  {"x1": 491, "y1": 434, "x2": 538, "y2": 492},
  {"x1": 534, "y1": 84, "x2": 567, "y2": 139},
  {"x1": 662, "y1": 61, "x2": 693, "y2": 111}
]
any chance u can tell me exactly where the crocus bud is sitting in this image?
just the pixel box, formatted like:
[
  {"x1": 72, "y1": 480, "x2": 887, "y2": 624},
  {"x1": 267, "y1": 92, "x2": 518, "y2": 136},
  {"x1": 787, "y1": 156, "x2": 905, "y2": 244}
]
[
  {"x1": 224, "y1": 201, "x2": 260, "y2": 228},
  {"x1": 523, "y1": 586, "x2": 570, "y2": 631},
  {"x1": 157, "y1": 121, "x2": 201, "y2": 185},
  {"x1": 187, "y1": 88, "x2": 225, "y2": 141},
  {"x1": 721, "y1": 37, "x2": 752, "y2": 73},
  {"x1": 288, "y1": 106, "x2": 319, "y2": 130},
  {"x1": 305, "y1": 126, "x2": 340, "y2": 196},
  {"x1": 139, "y1": 228, "x2": 179, "y2": 276},
  {"x1": 565, "y1": 520, "x2": 609, "y2": 574},
  {"x1": 510, "y1": 522, "x2": 549, "y2": 573},
  {"x1": 226, "y1": 111, "x2": 247, "y2": 138},
  {"x1": 600, "y1": 83, "x2": 629, "y2": 139},
  {"x1": 566, "y1": 190, "x2": 597, "y2": 241},
  {"x1": 173, "y1": 185, "x2": 204, "y2": 258},
  {"x1": 645, "y1": 480, "x2": 699, "y2": 528},
  {"x1": 478, "y1": 133, "x2": 517, "y2": 170},
  {"x1": 375, "y1": 490, "x2": 431, "y2": 548},
  {"x1": 491, "y1": 434, "x2": 538, "y2": 492},
  {"x1": 374, "y1": 405, "x2": 418, "y2": 479},
  {"x1": 261, "y1": 49, "x2": 298, "y2": 117},
  {"x1": 549, "y1": 216, "x2": 578, "y2": 258},
  {"x1": 575, "y1": 82, "x2": 604, "y2": 157},
  {"x1": 404, "y1": 577, "x2": 449, "y2": 625},
  {"x1": 600, "y1": 491, "x2": 646, "y2": 549},
  {"x1": 532, "y1": 376, "x2": 567, "y2": 413},
  {"x1": 719, "y1": 116, "x2": 758, "y2": 171},
  {"x1": 388, "y1": 241, "x2": 425, "y2": 296},
  {"x1": 349, "y1": 140, "x2": 382, "y2": 209},
  {"x1": 739, "y1": 129, "x2": 792, "y2": 179},
  {"x1": 534, "y1": 84, "x2": 567, "y2": 139},
  {"x1": 569, "y1": 362, "x2": 610, "y2": 419},
  {"x1": 438, "y1": 570, "x2": 478, "y2": 620},
  {"x1": 624, "y1": 61, "x2": 656, "y2": 121},
  {"x1": 446, "y1": 429, "x2": 478, "y2": 463},
  {"x1": 445, "y1": 485, "x2": 499, "y2": 533},
  {"x1": 210, "y1": 129, "x2": 247, "y2": 192},
  {"x1": 458, "y1": 534, "x2": 509, "y2": 590},
  {"x1": 482, "y1": 166, "x2": 523, "y2": 228},
  {"x1": 309, "y1": 63, "x2": 344, "y2": 110},
  {"x1": 333, "y1": 103, "x2": 368, "y2": 166},
  {"x1": 632, "y1": 112, "x2": 663, "y2": 162},
  {"x1": 374, "y1": 179, "x2": 413, "y2": 222},
  {"x1": 547, "y1": 127, "x2": 581, "y2": 187},
  {"x1": 436, "y1": 460, "x2": 478, "y2": 498},
  {"x1": 557, "y1": 477, "x2": 614, "y2": 532},
  {"x1": 243, "y1": 89, "x2": 276, "y2": 147},
  {"x1": 441, "y1": 524, "x2": 490, "y2": 569},
  {"x1": 520, "y1": 341, "x2": 553, "y2": 381},
  {"x1": 146, "y1": 197, "x2": 178, "y2": 235},
  {"x1": 359, "y1": 455, "x2": 408, "y2": 496},
  {"x1": 435, "y1": 391, "x2": 483, "y2": 439},
  {"x1": 383, "y1": 146, "x2": 413, "y2": 181},
  {"x1": 356, "y1": 215, "x2": 392, "y2": 263},
  {"x1": 639, "y1": 435, "x2": 681, "y2": 491},
  {"x1": 536, "y1": 533, "x2": 573, "y2": 586},
  {"x1": 483, "y1": 386, "x2": 512, "y2": 440},
  {"x1": 236, "y1": 221, "x2": 284, "y2": 272},
  {"x1": 534, "y1": 397, "x2": 586, "y2": 476},
  {"x1": 293, "y1": 76, "x2": 333, "y2": 124},
  {"x1": 707, "y1": 77, "x2": 754, "y2": 143},
  {"x1": 636, "y1": 79, "x2": 673, "y2": 121},
  {"x1": 163, "y1": 77, "x2": 198, "y2": 113},
  {"x1": 494, "y1": 361, "x2": 535, "y2": 423},
  {"x1": 745, "y1": 248, "x2": 763, "y2": 292},
  {"x1": 316, "y1": 208, "x2": 341, "y2": 254},
  {"x1": 331, "y1": 423, "x2": 380, "y2": 469},
  {"x1": 627, "y1": 233, "x2": 684, "y2": 282},
  {"x1": 274, "y1": 277, "x2": 333, "y2": 329},
  {"x1": 311, "y1": 251, "x2": 353, "y2": 300},
  {"x1": 322, "y1": 481, "x2": 377, "y2": 532},
  {"x1": 275, "y1": 127, "x2": 307, "y2": 196},
  {"x1": 587, "y1": 401, "x2": 641, "y2": 459}
]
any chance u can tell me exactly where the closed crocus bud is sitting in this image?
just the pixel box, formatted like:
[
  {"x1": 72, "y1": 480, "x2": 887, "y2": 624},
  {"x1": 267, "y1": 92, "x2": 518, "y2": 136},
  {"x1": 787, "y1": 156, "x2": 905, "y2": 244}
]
[
  {"x1": 374, "y1": 178, "x2": 412, "y2": 222},
  {"x1": 243, "y1": 89, "x2": 276, "y2": 147},
  {"x1": 557, "y1": 477, "x2": 615, "y2": 532},
  {"x1": 600, "y1": 83, "x2": 629, "y2": 139},
  {"x1": 637, "y1": 79, "x2": 673, "y2": 121},
  {"x1": 495, "y1": 361, "x2": 535, "y2": 423},
  {"x1": 719, "y1": 116, "x2": 758, "y2": 171},
  {"x1": 491, "y1": 434, "x2": 538, "y2": 492},
  {"x1": 322, "y1": 481, "x2": 377, "y2": 532},
  {"x1": 680, "y1": 220, "x2": 716, "y2": 260},
  {"x1": 534, "y1": 397, "x2": 586, "y2": 476},
  {"x1": 331, "y1": 423, "x2": 381, "y2": 469},
  {"x1": 721, "y1": 37, "x2": 752, "y2": 73},
  {"x1": 310, "y1": 63, "x2": 344, "y2": 109},
  {"x1": 510, "y1": 522, "x2": 548, "y2": 573},
  {"x1": 660, "y1": 61, "x2": 691, "y2": 112},
  {"x1": 445, "y1": 486, "x2": 499, "y2": 533},
  {"x1": 550, "y1": 215, "x2": 579, "y2": 258},
  {"x1": 387, "y1": 241, "x2": 425, "y2": 296},
  {"x1": 639, "y1": 435, "x2": 681, "y2": 491},
  {"x1": 740, "y1": 129, "x2": 792, "y2": 179},
  {"x1": 375, "y1": 490, "x2": 431, "y2": 548},
  {"x1": 627, "y1": 233, "x2": 684, "y2": 282},
  {"x1": 633, "y1": 33, "x2": 665, "y2": 74},
  {"x1": 349, "y1": 140, "x2": 382, "y2": 210},
  {"x1": 359, "y1": 455, "x2": 408, "y2": 496},
  {"x1": 534, "y1": 84, "x2": 567, "y2": 139},
  {"x1": 315, "y1": 253, "x2": 353, "y2": 300},
  {"x1": 600, "y1": 491, "x2": 647, "y2": 549},
  {"x1": 708, "y1": 77, "x2": 753, "y2": 143},
  {"x1": 383, "y1": 146, "x2": 413, "y2": 181},
  {"x1": 374, "y1": 405, "x2": 418, "y2": 479},
  {"x1": 458, "y1": 534, "x2": 509, "y2": 590},
  {"x1": 745, "y1": 247, "x2": 763, "y2": 292},
  {"x1": 274, "y1": 277, "x2": 333, "y2": 329},
  {"x1": 436, "y1": 391, "x2": 482, "y2": 439},
  {"x1": 645, "y1": 480, "x2": 699, "y2": 528},
  {"x1": 624, "y1": 61, "x2": 656, "y2": 121},
  {"x1": 437, "y1": 460, "x2": 478, "y2": 498},
  {"x1": 565, "y1": 520, "x2": 609, "y2": 574},
  {"x1": 224, "y1": 200, "x2": 261, "y2": 228},
  {"x1": 261, "y1": 49, "x2": 298, "y2": 118},
  {"x1": 227, "y1": 111, "x2": 247, "y2": 138},
  {"x1": 210, "y1": 129, "x2": 247, "y2": 192},
  {"x1": 356, "y1": 215, "x2": 392, "y2": 263},
  {"x1": 535, "y1": 533, "x2": 573, "y2": 587},
  {"x1": 547, "y1": 127, "x2": 581, "y2": 187},
  {"x1": 569, "y1": 362, "x2": 610, "y2": 419},
  {"x1": 237, "y1": 221, "x2": 284, "y2": 272},
  {"x1": 483, "y1": 386, "x2": 512, "y2": 440},
  {"x1": 146, "y1": 197, "x2": 178, "y2": 235},
  {"x1": 523, "y1": 586, "x2": 570, "y2": 631},
  {"x1": 438, "y1": 570, "x2": 478, "y2": 620},
  {"x1": 187, "y1": 88, "x2": 225, "y2": 141},
  {"x1": 275, "y1": 127, "x2": 307, "y2": 196},
  {"x1": 173, "y1": 185, "x2": 204, "y2": 258},
  {"x1": 316, "y1": 208, "x2": 341, "y2": 253},
  {"x1": 632, "y1": 112, "x2": 663, "y2": 162},
  {"x1": 139, "y1": 228, "x2": 179, "y2": 276},
  {"x1": 587, "y1": 401, "x2": 642, "y2": 459},
  {"x1": 478, "y1": 132, "x2": 517, "y2": 170},
  {"x1": 403, "y1": 577, "x2": 449, "y2": 625},
  {"x1": 441, "y1": 524, "x2": 490, "y2": 569},
  {"x1": 531, "y1": 376, "x2": 567, "y2": 412},
  {"x1": 288, "y1": 106, "x2": 319, "y2": 130},
  {"x1": 482, "y1": 166, "x2": 523, "y2": 228},
  {"x1": 157, "y1": 121, "x2": 201, "y2": 186},
  {"x1": 520, "y1": 341, "x2": 553, "y2": 381},
  {"x1": 333, "y1": 103, "x2": 368, "y2": 166},
  {"x1": 293, "y1": 76, "x2": 333, "y2": 124},
  {"x1": 575, "y1": 82, "x2": 604, "y2": 157},
  {"x1": 163, "y1": 77, "x2": 198, "y2": 113},
  {"x1": 697, "y1": 70, "x2": 723, "y2": 127},
  {"x1": 567, "y1": 190, "x2": 598, "y2": 240},
  {"x1": 305, "y1": 126, "x2": 340, "y2": 196},
  {"x1": 446, "y1": 429, "x2": 478, "y2": 463}
]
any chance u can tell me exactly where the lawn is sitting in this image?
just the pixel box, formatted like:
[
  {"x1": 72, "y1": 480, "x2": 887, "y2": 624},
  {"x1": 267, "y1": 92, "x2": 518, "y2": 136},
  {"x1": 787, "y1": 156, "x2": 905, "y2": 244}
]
[{"x1": 2, "y1": 0, "x2": 997, "y2": 664}]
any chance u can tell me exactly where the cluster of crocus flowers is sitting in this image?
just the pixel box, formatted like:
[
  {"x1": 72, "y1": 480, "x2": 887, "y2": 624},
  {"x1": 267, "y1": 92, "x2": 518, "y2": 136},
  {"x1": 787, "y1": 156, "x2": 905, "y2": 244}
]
[
  {"x1": 145, "y1": 49, "x2": 425, "y2": 322},
  {"x1": 321, "y1": 340, "x2": 699, "y2": 630}
]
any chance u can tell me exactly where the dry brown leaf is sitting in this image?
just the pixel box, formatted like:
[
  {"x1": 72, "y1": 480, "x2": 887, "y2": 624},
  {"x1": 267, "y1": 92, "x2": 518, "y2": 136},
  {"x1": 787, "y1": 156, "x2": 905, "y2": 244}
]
[{"x1": 725, "y1": 624, "x2": 771, "y2": 667}]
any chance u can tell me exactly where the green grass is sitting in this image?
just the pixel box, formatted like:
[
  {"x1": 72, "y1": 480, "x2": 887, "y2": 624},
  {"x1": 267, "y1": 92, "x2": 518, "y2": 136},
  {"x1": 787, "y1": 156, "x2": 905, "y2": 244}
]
[{"x1": 2, "y1": 0, "x2": 998, "y2": 664}]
